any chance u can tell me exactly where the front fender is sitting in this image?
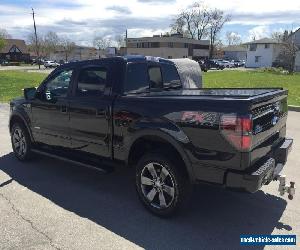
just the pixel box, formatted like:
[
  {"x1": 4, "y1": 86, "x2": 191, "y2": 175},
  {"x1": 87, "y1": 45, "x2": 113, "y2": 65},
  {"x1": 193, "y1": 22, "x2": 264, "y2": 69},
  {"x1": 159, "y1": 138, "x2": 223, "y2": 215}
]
[{"x1": 9, "y1": 104, "x2": 34, "y2": 142}]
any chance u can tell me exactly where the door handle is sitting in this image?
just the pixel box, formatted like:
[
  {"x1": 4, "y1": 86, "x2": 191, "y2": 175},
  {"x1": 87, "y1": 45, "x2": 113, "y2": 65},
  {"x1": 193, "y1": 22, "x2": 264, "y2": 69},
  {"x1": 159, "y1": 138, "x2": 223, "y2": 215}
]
[
  {"x1": 96, "y1": 109, "x2": 106, "y2": 117},
  {"x1": 61, "y1": 105, "x2": 68, "y2": 113}
]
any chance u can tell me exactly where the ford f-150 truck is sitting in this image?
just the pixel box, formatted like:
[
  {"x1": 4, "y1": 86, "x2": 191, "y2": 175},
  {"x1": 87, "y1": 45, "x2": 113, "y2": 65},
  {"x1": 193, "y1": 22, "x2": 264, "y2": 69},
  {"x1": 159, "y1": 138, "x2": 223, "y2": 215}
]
[{"x1": 9, "y1": 56, "x2": 294, "y2": 216}]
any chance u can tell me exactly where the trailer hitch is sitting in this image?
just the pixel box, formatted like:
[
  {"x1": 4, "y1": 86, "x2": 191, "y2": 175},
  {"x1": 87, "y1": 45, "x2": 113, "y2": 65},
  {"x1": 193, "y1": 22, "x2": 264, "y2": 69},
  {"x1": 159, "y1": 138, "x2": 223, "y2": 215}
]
[{"x1": 274, "y1": 175, "x2": 296, "y2": 200}]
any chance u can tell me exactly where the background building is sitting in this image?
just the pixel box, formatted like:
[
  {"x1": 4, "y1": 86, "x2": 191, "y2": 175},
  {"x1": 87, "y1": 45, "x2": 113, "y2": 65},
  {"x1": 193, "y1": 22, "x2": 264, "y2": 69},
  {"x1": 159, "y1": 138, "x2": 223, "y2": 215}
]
[
  {"x1": 0, "y1": 39, "x2": 30, "y2": 62},
  {"x1": 245, "y1": 38, "x2": 282, "y2": 68},
  {"x1": 50, "y1": 45, "x2": 99, "y2": 61},
  {"x1": 222, "y1": 45, "x2": 247, "y2": 61},
  {"x1": 125, "y1": 33, "x2": 209, "y2": 60}
]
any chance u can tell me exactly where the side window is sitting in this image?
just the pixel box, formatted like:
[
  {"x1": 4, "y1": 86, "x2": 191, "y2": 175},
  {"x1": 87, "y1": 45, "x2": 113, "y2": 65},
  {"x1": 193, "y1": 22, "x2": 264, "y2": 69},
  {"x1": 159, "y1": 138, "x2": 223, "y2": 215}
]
[
  {"x1": 77, "y1": 67, "x2": 107, "y2": 96},
  {"x1": 148, "y1": 66, "x2": 162, "y2": 89},
  {"x1": 44, "y1": 69, "x2": 73, "y2": 100},
  {"x1": 124, "y1": 63, "x2": 148, "y2": 93},
  {"x1": 161, "y1": 63, "x2": 181, "y2": 88}
]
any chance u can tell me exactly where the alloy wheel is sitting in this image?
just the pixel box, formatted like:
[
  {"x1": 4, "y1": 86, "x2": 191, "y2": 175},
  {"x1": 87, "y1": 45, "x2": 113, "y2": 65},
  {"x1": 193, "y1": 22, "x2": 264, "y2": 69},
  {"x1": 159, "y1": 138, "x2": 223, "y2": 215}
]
[
  {"x1": 12, "y1": 127, "x2": 27, "y2": 157},
  {"x1": 140, "y1": 162, "x2": 175, "y2": 209}
]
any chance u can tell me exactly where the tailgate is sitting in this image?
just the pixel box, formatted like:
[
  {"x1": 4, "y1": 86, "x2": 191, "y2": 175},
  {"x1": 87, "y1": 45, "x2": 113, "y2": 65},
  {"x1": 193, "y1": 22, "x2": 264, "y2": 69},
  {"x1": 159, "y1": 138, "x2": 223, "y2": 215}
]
[{"x1": 249, "y1": 91, "x2": 288, "y2": 166}]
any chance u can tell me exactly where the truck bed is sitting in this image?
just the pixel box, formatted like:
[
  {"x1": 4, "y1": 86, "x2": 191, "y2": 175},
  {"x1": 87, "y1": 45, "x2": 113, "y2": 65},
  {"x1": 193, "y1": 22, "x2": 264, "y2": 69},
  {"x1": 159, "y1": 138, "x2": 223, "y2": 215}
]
[{"x1": 134, "y1": 88, "x2": 287, "y2": 100}]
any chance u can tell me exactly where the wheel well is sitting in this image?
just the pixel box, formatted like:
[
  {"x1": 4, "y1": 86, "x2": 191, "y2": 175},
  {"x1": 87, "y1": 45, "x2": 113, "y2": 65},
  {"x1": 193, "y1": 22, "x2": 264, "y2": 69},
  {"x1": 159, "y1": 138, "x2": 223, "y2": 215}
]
[
  {"x1": 9, "y1": 115, "x2": 25, "y2": 132},
  {"x1": 128, "y1": 136, "x2": 189, "y2": 178}
]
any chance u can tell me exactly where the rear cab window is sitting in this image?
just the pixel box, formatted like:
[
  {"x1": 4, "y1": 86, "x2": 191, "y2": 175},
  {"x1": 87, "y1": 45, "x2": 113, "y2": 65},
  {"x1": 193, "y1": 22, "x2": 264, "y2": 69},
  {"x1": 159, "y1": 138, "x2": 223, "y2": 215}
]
[
  {"x1": 161, "y1": 63, "x2": 181, "y2": 89},
  {"x1": 124, "y1": 62, "x2": 181, "y2": 94}
]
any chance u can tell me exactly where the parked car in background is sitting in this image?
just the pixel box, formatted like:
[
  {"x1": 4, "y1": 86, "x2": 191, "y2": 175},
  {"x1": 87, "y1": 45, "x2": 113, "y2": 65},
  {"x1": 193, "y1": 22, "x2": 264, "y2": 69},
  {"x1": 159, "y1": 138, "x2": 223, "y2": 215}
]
[
  {"x1": 44, "y1": 60, "x2": 60, "y2": 68},
  {"x1": 58, "y1": 60, "x2": 67, "y2": 65},
  {"x1": 198, "y1": 60, "x2": 208, "y2": 72},
  {"x1": 205, "y1": 59, "x2": 225, "y2": 70},
  {"x1": 234, "y1": 60, "x2": 245, "y2": 67},
  {"x1": 218, "y1": 60, "x2": 235, "y2": 68},
  {"x1": 0, "y1": 59, "x2": 9, "y2": 66}
]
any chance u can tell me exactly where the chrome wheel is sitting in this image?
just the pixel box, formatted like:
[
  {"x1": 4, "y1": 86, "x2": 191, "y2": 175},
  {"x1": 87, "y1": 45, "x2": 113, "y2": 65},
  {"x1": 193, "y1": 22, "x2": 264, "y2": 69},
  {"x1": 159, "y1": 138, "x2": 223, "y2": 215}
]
[
  {"x1": 141, "y1": 162, "x2": 175, "y2": 209},
  {"x1": 12, "y1": 127, "x2": 27, "y2": 157}
]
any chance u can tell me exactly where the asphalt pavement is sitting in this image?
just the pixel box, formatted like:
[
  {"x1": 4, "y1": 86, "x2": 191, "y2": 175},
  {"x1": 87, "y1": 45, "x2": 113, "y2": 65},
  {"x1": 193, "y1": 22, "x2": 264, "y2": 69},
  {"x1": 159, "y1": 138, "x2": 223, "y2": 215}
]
[{"x1": 0, "y1": 103, "x2": 299, "y2": 250}]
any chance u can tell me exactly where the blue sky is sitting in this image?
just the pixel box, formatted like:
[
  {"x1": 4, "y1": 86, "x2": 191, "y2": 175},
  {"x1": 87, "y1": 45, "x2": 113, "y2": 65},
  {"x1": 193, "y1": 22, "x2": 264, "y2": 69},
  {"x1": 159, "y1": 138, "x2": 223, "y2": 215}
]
[{"x1": 1, "y1": 0, "x2": 299, "y2": 46}]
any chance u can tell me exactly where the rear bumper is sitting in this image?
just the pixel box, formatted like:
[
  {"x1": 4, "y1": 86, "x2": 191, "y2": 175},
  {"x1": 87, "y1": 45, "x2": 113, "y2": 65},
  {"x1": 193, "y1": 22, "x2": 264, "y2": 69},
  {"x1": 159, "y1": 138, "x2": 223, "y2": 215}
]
[{"x1": 225, "y1": 138, "x2": 293, "y2": 193}]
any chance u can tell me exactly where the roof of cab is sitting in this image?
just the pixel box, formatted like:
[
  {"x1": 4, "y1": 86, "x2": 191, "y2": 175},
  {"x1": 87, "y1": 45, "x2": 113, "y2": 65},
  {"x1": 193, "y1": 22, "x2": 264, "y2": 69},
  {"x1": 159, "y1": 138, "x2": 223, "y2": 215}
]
[{"x1": 60, "y1": 55, "x2": 174, "y2": 68}]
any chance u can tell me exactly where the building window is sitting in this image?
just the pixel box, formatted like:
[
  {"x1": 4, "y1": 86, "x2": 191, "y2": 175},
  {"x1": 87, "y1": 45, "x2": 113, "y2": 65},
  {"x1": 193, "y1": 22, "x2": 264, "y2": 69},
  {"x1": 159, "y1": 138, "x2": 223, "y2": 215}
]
[
  {"x1": 193, "y1": 44, "x2": 209, "y2": 50},
  {"x1": 265, "y1": 44, "x2": 270, "y2": 49},
  {"x1": 168, "y1": 56, "x2": 172, "y2": 59},
  {"x1": 150, "y1": 42, "x2": 160, "y2": 48},
  {"x1": 255, "y1": 56, "x2": 261, "y2": 63},
  {"x1": 168, "y1": 42, "x2": 174, "y2": 48},
  {"x1": 249, "y1": 44, "x2": 257, "y2": 51},
  {"x1": 184, "y1": 43, "x2": 188, "y2": 48}
]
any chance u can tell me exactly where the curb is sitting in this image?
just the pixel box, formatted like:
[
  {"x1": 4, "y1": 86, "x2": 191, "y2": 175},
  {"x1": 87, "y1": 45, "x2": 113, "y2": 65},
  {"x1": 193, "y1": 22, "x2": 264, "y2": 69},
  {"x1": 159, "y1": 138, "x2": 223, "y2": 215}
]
[{"x1": 288, "y1": 105, "x2": 300, "y2": 112}]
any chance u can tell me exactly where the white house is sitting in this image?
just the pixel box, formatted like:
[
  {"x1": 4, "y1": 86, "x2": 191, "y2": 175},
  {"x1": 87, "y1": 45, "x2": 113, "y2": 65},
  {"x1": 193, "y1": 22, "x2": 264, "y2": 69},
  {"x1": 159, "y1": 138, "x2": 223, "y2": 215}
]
[{"x1": 245, "y1": 38, "x2": 282, "y2": 68}]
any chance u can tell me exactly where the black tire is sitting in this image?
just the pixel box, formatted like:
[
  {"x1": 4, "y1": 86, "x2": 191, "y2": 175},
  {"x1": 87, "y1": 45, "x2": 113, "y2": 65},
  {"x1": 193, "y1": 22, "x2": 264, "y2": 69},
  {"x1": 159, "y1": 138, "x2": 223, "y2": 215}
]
[
  {"x1": 136, "y1": 152, "x2": 191, "y2": 217},
  {"x1": 11, "y1": 123, "x2": 33, "y2": 161}
]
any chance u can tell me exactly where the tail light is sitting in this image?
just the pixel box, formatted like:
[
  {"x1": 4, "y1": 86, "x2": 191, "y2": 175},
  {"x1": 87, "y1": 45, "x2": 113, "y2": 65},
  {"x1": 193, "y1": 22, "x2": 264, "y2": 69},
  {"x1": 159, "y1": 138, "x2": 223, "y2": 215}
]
[{"x1": 220, "y1": 114, "x2": 252, "y2": 151}]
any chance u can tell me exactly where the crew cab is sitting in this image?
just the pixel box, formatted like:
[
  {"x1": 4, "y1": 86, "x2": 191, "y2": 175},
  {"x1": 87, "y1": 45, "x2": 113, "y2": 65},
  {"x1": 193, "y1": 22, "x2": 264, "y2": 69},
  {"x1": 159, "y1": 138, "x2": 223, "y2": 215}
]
[{"x1": 9, "y1": 56, "x2": 294, "y2": 216}]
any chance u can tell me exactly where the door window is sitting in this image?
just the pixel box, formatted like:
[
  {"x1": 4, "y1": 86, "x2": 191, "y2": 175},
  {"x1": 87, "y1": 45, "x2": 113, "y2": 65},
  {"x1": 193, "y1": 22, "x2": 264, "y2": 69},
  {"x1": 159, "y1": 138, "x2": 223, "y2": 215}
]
[
  {"x1": 76, "y1": 67, "x2": 107, "y2": 96},
  {"x1": 44, "y1": 69, "x2": 73, "y2": 100}
]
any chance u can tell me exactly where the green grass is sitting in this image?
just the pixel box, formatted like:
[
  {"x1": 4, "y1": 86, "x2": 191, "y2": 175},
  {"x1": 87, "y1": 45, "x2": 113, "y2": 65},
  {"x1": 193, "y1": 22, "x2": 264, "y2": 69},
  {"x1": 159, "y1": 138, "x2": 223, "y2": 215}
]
[
  {"x1": 0, "y1": 70, "x2": 47, "y2": 102},
  {"x1": 0, "y1": 70, "x2": 300, "y2": 106},
  {"x1": 203, "y1": 70, "x2": 300, "y2": 106}
]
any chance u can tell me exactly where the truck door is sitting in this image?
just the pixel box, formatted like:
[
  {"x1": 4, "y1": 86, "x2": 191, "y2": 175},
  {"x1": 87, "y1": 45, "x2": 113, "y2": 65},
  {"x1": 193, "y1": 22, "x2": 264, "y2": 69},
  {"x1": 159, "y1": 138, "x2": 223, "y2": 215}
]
[
  {"x1": 31, "y1": 68, "x2": 74, "y2": 148},
  {"x1": 68, "y1": 65, "x2": 112, "y2": 158}
]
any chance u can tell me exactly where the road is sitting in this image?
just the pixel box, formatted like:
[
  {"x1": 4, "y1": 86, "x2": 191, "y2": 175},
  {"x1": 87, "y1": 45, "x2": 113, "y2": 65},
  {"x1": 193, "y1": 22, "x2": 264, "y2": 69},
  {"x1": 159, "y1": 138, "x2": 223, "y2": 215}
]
[{"x1": 0, "y1": 104, "x2": 299, "y2": 250}]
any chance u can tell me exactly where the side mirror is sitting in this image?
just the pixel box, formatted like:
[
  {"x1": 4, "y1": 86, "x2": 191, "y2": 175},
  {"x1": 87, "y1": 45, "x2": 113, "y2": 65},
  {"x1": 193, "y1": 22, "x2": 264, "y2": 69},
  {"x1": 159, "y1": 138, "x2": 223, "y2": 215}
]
[{"x1": 24, "y1": 87, "x2": 36, "y2": 100}]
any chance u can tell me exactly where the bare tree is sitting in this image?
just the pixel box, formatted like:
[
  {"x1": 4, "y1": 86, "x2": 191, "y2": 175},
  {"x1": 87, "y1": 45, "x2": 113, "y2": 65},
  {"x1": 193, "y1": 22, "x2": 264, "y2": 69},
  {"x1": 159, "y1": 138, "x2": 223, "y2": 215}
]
[
  {"x1": 44, "y1": 31, "x2": 60, "y2": 57},
  {"x1": 0, "y1": 28, "x2": 11, "y2": 39},
  {"x1": 0, "y1": 28, "x2": 11, "y2": 52},
  {"x1": 191, "y1": 2, "x2": 211, "y2": 40},
  {"x1": 208, "y1": 9, "x2": 231, "y2": 57},
  {"x1": 27, "y1": 32, "x2": 45, "y2": 58},
  {"x1": 274, "y1": 30, "x2": 298, "y2": 72},
  {"x1": 115, "y1": 34, "x2": 125, "y2": 48},
  {"x1": 93, "y1": 36, "x2": 112, "y2": 58},
  {"x1": 60, "y1": 38, "x2": 76, "y2": 61},
  {"x1": 271, "y1": 31, "x2": 283, "y2": 42},
  {"x1": 170, "y1": 16, "x2": 185, "y2": 34},
  {"x1": 226, "y1": 31, "x2": 242, "y2": 45}
]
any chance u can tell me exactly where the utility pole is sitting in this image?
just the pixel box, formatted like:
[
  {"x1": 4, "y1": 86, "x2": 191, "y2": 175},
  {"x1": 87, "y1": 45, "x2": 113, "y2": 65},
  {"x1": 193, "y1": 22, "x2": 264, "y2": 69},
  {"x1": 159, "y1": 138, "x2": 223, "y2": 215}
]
[
  {"x1": 125, "y1": 29, "x2": 128, "y2": 55},
  {"x1": 31, "y1": 8, "x2": 40, "y2": 69}
]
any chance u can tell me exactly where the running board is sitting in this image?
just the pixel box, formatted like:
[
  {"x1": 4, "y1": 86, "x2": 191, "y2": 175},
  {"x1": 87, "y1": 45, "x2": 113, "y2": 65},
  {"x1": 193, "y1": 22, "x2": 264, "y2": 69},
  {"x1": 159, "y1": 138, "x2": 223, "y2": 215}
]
[{"x1": 31, "y1": 149, "x2": 111, "y2": 174}]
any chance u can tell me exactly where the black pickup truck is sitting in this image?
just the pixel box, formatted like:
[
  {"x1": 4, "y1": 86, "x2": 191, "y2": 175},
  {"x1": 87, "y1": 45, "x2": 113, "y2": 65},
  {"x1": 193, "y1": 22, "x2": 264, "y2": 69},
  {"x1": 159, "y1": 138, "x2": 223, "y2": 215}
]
[{"x1": 9, "y1": 56, "x2": 293, "y2": 216}]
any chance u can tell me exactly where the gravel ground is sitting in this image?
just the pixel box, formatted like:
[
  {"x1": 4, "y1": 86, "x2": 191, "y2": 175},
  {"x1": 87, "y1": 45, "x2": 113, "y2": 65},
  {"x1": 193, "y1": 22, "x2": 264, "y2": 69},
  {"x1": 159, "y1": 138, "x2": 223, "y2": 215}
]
[{"x1": 0, "y1": 104, "x2": 299, "y2": 250}]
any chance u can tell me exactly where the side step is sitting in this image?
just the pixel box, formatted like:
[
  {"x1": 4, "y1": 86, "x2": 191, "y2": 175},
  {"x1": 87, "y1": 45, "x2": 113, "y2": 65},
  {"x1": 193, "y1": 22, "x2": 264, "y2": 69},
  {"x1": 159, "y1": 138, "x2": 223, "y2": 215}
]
[{"x1": 31, "y1": 149, "x2": 113, "y2": 174}]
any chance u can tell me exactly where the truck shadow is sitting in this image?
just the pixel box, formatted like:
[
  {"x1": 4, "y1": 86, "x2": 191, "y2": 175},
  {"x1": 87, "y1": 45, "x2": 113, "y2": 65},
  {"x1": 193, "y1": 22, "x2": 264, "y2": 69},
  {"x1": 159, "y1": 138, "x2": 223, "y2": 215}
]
[{"x1": 0, "y1": 153, "x2": 289, "y2": 250}]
